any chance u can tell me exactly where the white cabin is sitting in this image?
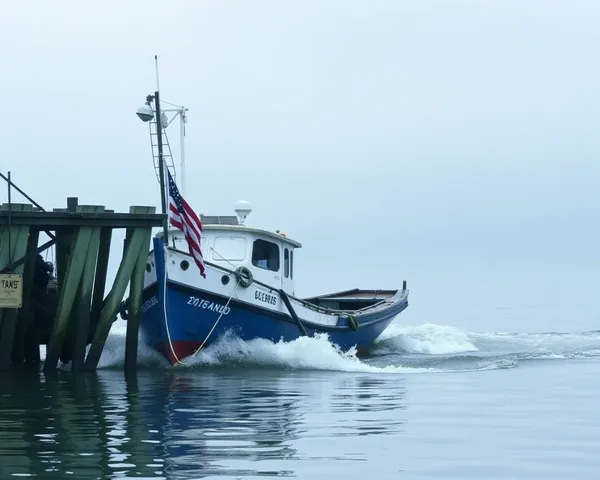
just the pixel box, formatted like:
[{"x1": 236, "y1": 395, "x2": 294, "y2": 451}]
[{"x1": 159, "y1": 211, "x2": 302, "y2": 296}]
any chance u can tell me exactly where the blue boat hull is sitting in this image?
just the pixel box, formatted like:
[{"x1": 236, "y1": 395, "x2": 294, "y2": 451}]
[{"x1": 137, "y1": 239, "x2": 408, "y2": 364}]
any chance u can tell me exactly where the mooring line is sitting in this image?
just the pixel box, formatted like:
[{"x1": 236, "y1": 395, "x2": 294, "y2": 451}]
[{"x1": 161, "y1": 246, "x2": 241, "y2": 367}]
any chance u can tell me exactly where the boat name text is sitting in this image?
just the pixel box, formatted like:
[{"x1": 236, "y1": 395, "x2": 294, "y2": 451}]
[
  {"x1": 141, "y1": 295, "x2": 158, "y2": 313},
  {"x1": 188, "y1": 296, "x2": 231, "y2": 315},
  {"x1": 255, "y1": 290, "x2": 277, "y2": 306}
]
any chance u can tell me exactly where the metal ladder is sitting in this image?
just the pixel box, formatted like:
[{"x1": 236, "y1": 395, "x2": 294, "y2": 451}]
[{"x1": 148, "y1": 117, "x2": 177, "y2": 185}]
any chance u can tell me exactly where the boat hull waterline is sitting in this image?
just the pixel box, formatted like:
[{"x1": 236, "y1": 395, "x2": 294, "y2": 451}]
[{"x1": 134, "y1": 238, "x2": 409, "y2": 365}]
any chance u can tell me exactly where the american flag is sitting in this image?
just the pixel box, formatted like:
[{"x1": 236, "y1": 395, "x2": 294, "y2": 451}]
[{"x1": 166, "y1": 169, "x2": 206, "y2": 278}]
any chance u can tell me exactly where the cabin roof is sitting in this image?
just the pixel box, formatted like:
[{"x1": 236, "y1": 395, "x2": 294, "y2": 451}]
[
  {"x1": 201, "y1": 224, "x2": 302, "y2": 248},
  {"x1": 157, "y1": 215, "x2": 302, "y2": 247},
  {"x1": 200, "y1": 216, "x2": 302, "y2": 248}
]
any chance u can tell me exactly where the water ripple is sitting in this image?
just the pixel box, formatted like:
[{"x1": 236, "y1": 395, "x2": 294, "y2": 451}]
[{"x1": 0, "y1": 369, "x2": 410, "y2": 478}]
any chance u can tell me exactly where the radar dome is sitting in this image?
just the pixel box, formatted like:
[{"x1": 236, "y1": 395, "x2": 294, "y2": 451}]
[{"x1": 234, "y1": 200, "x2": 252, "y2": 224}]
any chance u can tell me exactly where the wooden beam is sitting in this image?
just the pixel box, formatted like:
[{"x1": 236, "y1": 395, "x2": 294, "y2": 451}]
[
  {"x1": 43, "y1": 225, "x2": 94, "y2": 372},
  {"x1": 0, "y1": 205, "x2": 34, "y2": 370},
  {"x1": 10, "y1": 227, "x2": 40, "y2": 366},
  {"x1": 124, "y1": 206, "x2": 155, "y2": 371},
  {"x1": 0, "y1": 210, "x2": 165, "y2": 229},
  {"x1": 84, "y1": 219, "x2": 152, "y2": 371},
  {"x1": 70, "y1": 208, "x2": 103, "y2": 373}
]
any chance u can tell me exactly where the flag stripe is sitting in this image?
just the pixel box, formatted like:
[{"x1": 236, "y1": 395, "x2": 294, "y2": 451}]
[
  {"x1": 166, "y1": 169, "x2": 206, "y2": 278},
  {"x1": 169, "y1": 203, "x2": 203, "y2": 259}
]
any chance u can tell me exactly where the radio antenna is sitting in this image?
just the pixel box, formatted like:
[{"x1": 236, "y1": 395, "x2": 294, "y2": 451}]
[{"x1": 154, "y1": 54, "x2": 160, "y2": 92}]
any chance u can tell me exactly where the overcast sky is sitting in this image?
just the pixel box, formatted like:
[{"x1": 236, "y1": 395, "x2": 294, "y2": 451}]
[{"x1": 1, "y1": 0, "x2": 599, "y2": 332}]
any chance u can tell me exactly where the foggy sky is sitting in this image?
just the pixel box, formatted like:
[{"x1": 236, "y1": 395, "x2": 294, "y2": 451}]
[{"x1": 1, "y1": 0, "x2": 599, "y2": 332}]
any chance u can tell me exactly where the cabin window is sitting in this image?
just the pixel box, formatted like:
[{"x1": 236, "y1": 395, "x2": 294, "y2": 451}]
[
  {"x1": 212, "y1": 237, "x2": 247, "y2": 262},
  {"x1": 290, "y1": 249, "x2": 294, "y2": 279},
  {"x1": 284, "y1": 248, "x2": 290, "y2": 278},
  {"x1": 252, "y1": 239, "x2": 280, "y2": 272}
]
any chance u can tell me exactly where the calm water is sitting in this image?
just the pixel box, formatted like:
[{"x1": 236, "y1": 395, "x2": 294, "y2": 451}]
[{"x1": 1, "y1": 322, "x2": 599, "y2": 479}]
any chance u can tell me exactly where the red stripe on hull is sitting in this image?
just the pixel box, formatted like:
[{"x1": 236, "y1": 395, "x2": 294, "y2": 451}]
[{"x1": 156, "y1": 341, "x2": 204, "y2": 365}]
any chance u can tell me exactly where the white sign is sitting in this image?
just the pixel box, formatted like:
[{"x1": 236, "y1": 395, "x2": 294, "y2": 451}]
[{"x1": 0, "y1": 273, "x2": 23, "y2": 308}]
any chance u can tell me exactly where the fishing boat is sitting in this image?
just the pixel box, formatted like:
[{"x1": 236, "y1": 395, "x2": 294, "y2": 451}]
[{"x1": 120, "y1": 70, "x2": 409, "y2": 365}]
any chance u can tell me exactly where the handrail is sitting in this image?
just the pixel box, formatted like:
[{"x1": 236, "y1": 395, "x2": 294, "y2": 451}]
[
  {"x1": 0, "y1": 171, "x2": 47, "y2": 213},
  {"x1": 202, "y1": 258, "x2": 339, "y2": 314},
  {"x1": 6, "y1": 171, "x2": 12, "y2": 264},
  {"x1": 1, "y1": 171, "x2": 57, "y2": 242},
  {"x1": 167, "y1": 245, "x2": 399, "y2": 317}
]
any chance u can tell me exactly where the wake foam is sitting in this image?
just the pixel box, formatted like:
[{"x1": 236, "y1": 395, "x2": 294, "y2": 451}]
[
  {"x1": 170, "y1": 331, "x2": 435, "y2": 373},
  {"x1": 47, "y1": 320, "x2": 600, "y2": 375},
  {"x1": 374, "y1": 323, "x2": 479, "y2": 355}
]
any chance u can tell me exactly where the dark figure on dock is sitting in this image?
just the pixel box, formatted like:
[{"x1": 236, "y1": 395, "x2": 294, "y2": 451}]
[
  {"x1": 32, "y1": 254, "x2": 58, "y2": 342},
  {"x1": 33, "y1": 254, "x2": 54, "y2": 290}
]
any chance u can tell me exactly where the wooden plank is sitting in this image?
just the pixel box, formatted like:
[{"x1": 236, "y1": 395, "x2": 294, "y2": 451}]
[
  {"x1": 89, "y1": 221, "x2": 113, "y2": 338},
  {"x1": 84, "y1": 225, "x2": 150, "y2": 371},
  {"x1": 11, "y1": 227, "x2": 40, "y2": 365},
  {"x1": 53, "y1": 198, "x2": 78, "y2": 305},
  {"x1": 124, "y1": 206, "x2": 155, "y2": 371},
  {"x1": 70, "y1": 206, "x2": 104, "y2": 373},
  {"x1": 0, "y1": 210, "x2": 165, "y2": 228},
  {"x1": 0, "y1": 204, "x2": 33, "y2": 370},
  {"x1": 0, "y1": 230, "x2": 32, "y2": 369},
  {"x1": 43, "y1": 225, "x2": 94, "y2": 372}
]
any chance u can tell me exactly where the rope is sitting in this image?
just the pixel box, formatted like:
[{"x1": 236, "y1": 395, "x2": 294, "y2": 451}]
[
  {"x1": 161, "y1": 246, "x2": 241, "y2": 366},
  {"x1": 209, "y1": 247, "x2": 239, "y2": 271}
]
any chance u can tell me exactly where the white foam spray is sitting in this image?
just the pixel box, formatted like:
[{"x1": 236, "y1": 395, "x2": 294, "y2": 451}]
[
  {"x1": 374, "y1": 322, "x2": 479, "y2": 354},
  {"x1": 43, "y1": 320, "x2": 600, "y2": 374}
]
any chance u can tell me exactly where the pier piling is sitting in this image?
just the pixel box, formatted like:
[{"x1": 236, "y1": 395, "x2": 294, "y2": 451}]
[{"x1": 0, "y1": 172, "x2": 163, "y2": 373}]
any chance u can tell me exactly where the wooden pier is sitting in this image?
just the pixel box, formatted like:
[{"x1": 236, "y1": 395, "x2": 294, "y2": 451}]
[{"x1": 0, "y1": 172, "x2": 164, "y2": 373}]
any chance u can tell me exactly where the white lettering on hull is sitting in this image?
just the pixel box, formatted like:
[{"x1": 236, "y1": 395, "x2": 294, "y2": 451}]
[
  {"x1": 255, "y1": 290, "x2": 277, "y2": 306},
  {"x1": 187, "y1": 296, "x2": 231, "y2": 315},
  {"x1": 141, "y1": 295, "x2": 158, "y2": 313}
]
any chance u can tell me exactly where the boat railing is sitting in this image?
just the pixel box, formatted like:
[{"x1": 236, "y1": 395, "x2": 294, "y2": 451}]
[
  {"x1": 168, "y1": 247, "x2": 399, "y2": 316},
  {"x1": 203, "y1": 258, "x2": 344, "y2": 314},
  {"x1": 205, "y1": 258, "x2": 402, "y2": 315}
]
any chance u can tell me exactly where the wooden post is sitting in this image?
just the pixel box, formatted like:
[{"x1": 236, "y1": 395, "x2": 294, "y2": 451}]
[
  {"x1": 89, "y1": 216, "x2": 113, "y2": 338},
  {"x1": 84, "y1": 212, "x2": 154, "y2": 371},
  {"x1": 70, "y1": 205, "x2": 104, "y2": 373},
  {"x1": 11, "y1": 226, "x2": 40, "y2": 365},
  {"x1": 43, "y1": 224, "x2": 94, "y2": 372},
  {"x1": 124, "y1": 206, "x2": 155, "y2": 371},
  {"x1": 53, "y1": 198, "x2": 78, "y2": 300},
  {"x1": 0, "y1": 204, "x2": 34, "y2": 371},
  {"x1": 0, "y1": 218, "x2": 8, "y2": 334}
]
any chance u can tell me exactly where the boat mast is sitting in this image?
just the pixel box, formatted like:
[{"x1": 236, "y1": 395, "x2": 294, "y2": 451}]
[
  {"x1": 153, "y1": 56, "x2": 169, "y2": 243},
  {"x1": 154, "y1": 90, "x2": 169, "y2": 244},
  {"x1": 161, "y1": 102, "x2": 188, "y2": 197},
  {"x1": 179, "y1": 108, "x2": 187, "y2": 197},
  {"x1": 136, "y1": 55, "x2": 189, "y2": 242}
]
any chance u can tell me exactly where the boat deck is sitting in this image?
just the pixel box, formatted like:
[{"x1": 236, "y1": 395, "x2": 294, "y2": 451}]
[{"x1": 302, "y1": 288, "x2": 398, "y2": 311}]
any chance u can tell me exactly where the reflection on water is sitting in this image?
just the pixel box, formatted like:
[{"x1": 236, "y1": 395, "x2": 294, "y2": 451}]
[
  {"x1": 330, "y1": 377, "x2": 407, "y2": 437},
  {"x1": 0, "y1": 369, "x2": 407, "y2": 479}
]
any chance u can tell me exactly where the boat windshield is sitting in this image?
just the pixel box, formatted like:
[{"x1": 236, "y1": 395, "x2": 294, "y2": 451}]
[{"x1": 251, "y1": 239, "x2": 280, "y2": 272}]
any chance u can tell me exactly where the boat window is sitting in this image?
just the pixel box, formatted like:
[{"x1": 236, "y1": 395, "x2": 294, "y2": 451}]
[
  {"x1": 290, "y1": 249, "x2": 294, "y2": 279},
  {"x1": 212, "y1": 237, "x2": 248, "y2": 262},
  {"x1": 284, "y1": 248, "x2": 289, "y2": 278},
  {"x1": 252, "y1": 239, "x2": 280, "y2": 272}
]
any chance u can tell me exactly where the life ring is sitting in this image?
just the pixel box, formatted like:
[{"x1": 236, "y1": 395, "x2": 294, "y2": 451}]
[
  {"x1": 235, "y1": 266, "x2": 254, "y2": 288},
  {"x1": 347, "y1": 315, "x2": 358, "y2": 331}
]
